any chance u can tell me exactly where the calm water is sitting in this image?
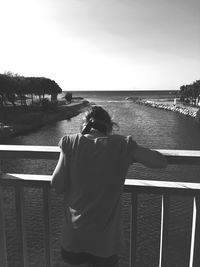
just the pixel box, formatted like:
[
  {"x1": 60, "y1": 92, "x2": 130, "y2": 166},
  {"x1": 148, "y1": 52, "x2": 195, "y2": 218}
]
[{"x1": 4, "y1": 91, "x2": 200, "y2": 267}]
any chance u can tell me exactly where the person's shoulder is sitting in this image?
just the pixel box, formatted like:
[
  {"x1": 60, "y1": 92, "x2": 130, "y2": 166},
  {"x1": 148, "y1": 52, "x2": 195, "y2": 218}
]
[
  {"x1": 61, "y1": 133, "x2": 81, "y2": 142},
  {"x1": 110, "y1": 134, "x2": 136, "y2": 143},
  {"x1": 58, "y1": 133, "x2": 81, "y2": 151}
]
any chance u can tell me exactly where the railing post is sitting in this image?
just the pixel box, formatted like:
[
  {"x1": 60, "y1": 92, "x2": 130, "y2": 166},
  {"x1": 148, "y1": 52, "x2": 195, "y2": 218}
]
[
  {"x1": 0, "y1": 161, "x2": 7, "y2": 267},
  {"x1": 15, "y1": 184, "x2": 27, "y2": 267},
  {"x1": 43, "y1": 183, "x2": 52, "y2": 267},
  {"x1": 189, "y1": 195, "x2": 200, "y2": 267},
  {"x1": 129, "y1": 191, "x2": 138, "y2": 267},
  {"x1": 159, "y1": 194, "x2": 170, "y2": 267}
]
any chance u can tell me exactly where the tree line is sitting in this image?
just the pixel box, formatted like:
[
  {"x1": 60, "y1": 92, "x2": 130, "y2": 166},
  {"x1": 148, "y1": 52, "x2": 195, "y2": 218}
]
[
  {"x1": 0, "y1": 72, "x2": 62, "y2": 106},
  {"x1": 180, "y1": 80, "x2": 200, "y2": 104}
]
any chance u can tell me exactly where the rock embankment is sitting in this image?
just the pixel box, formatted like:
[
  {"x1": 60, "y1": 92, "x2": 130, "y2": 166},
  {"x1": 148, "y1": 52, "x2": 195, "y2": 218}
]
[
  {"x1": 135, "y1": 99, "x2": 200, "y2": 120},
  {"x1": 0, "y1": 100, "x2": 90, "y2": 142}
]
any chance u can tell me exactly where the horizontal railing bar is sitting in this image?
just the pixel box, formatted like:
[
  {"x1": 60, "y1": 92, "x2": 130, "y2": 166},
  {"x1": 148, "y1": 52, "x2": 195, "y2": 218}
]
[
  {"x1": 1, "y1": 146, "x2": 200, "y2": 157},
  {"x1": 157, "y1": 149, "x2": 200, "y2": 157},
  {"x1": 157, "y1": 149, "x2": 200, "y2": 165},
  {"x1": 125, "y1": 179, "x2": 200, "y2": 190},
  {"x1": 0, "y1": 145, "x2": 60, "y2": 160},
  {"x1": 124, "y1": 179, "x2": 200, "y2": 195},
  {"x1": 2, "y1": 173, "x2": 51, "y2": 182},
  {"x1": 1, "y1": 174, "x2": 200, "y2": 195},
  {"x1": 0, "y1": 174, "x2": 51, "y2": 187},
  {"x1": 0, "y1": 145, "x2": 200, "y2": 164}
]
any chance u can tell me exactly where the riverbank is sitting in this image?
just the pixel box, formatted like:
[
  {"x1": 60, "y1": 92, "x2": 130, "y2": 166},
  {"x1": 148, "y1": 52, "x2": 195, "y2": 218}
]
[
  {"x1": 0, "y1": 100, "x2": 90, "y2": 143},
  {"x1": 134, "y1": 98, "x2": 200, "y2": 121}
]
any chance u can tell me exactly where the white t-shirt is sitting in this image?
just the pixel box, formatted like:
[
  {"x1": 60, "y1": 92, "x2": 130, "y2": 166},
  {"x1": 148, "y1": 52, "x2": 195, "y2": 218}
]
[{"x1": 58, "y1": 132, "x2": 137, "y2": 257}]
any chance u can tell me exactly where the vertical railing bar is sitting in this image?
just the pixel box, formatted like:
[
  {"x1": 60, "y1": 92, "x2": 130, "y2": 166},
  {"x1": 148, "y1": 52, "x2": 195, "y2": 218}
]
[
  {"x1": 21, "y1": 186, "x2": 28, "y2": 267},
  {"x1": 159, "y1": 194, "x2": 170, "y2": 267},
  {"x1": 159, "y1": 195, "x2": 164, "y2": 267},
  {"x1": 43, "y1": 183, "x2": 52, "y2": 267},
  {"x1": 0, "y1": 186, "x2": 7, "y2": 267},
  {"x1": 0, "y1": 169, "x2": 8, "y2": 267},
  {"x1": 129, "y1": 190, "x2": 138, "y2": 267},
  {"x1": 190, "y1": 194, "x2": 200, "y2": 267},
  {"x1": 15, "y1": 184, "x2": 27, "y2": 267},
  {"x1": 189, "y1": 196, "x2": 196, "y2": 267}
]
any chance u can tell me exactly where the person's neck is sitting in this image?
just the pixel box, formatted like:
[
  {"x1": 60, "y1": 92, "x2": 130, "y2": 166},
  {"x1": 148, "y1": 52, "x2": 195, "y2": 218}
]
[{"x1": 89, "y1": 128, "x2": 107, "y2": 137}]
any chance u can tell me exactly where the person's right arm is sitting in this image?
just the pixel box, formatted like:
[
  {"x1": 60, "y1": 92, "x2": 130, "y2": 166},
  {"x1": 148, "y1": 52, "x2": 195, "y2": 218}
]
[
  {"x1": 133, "y1": 145, "x2": 167, "y2": 169},
  {"x1": 51, "y1": 151, "x2": 65, "y2": 194}
]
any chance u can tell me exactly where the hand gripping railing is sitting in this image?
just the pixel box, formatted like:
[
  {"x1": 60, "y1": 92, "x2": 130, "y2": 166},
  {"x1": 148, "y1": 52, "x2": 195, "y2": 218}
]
[{"x1": 1, "y1": 146, "x2": 200, "y2": 267}]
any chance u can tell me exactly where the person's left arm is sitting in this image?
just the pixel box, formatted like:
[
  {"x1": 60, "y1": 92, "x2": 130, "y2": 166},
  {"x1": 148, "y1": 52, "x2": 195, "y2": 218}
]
[{"x1": 51, "y1": 150, "x2": 65, "y2": 194}]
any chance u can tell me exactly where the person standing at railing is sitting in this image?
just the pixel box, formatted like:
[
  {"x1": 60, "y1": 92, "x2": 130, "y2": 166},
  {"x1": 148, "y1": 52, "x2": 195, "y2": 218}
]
[{"x1": 51, "y1": 105, "x2": 167, "y2": 267}]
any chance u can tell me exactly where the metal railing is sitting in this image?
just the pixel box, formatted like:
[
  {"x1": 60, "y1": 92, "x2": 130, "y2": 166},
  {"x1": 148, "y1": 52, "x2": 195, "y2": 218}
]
[{"x1": 1, "y1": 145, "x2": 200, "y2": 267}]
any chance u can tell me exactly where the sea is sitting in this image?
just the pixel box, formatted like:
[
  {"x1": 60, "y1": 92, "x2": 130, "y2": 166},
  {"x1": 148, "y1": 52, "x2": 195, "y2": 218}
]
[{"x1": 2, "y1": 90, "x2": 200, "y2": 267}]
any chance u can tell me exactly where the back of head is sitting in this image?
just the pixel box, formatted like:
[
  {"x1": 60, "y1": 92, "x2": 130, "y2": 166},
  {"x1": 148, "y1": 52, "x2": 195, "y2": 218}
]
[{"x1": 81, "y1": 106, "x2": 115, "y2": 135}]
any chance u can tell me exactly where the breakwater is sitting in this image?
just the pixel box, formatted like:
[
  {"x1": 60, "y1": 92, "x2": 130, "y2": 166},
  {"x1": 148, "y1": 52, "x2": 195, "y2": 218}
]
[
  {"x1": 135, "y1": 99, "x2": 200, "y2": 120},
  {"x1": 0, "y1": 100, "x2": 90, "y2": 142}
]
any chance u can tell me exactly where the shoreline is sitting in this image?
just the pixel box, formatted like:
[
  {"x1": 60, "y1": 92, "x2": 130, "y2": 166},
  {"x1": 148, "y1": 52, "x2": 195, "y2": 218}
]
[
  {"x1": 134, "y1": 98, "x2": 200, "y2": 121},
  {"x1": 0, "y1": 100, "x2": 90, "y2": 143},
  {"x1": 2, "y1": 96, "x2": 200, "y2": 143}
]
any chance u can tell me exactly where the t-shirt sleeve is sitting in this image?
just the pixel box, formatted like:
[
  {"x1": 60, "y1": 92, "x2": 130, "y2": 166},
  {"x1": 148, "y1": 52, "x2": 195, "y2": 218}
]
[
  {"x1": 58, "y1": 135, "x2": 69, "y2": 153},
  {"x1": 126, "y1": 135, "x2": 138, "y2": 163}
]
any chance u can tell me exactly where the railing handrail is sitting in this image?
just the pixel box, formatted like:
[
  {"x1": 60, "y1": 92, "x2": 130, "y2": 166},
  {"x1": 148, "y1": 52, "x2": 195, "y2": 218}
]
[
  {"x1": 1, "y1": 145, "x2": 200, "y2": 164},
  {"x1": 1, "y1": 174, "x2": 200, "y2": 197},
  {"x1": 0, "y1": 145, "x2": 60, "y2": 160}
]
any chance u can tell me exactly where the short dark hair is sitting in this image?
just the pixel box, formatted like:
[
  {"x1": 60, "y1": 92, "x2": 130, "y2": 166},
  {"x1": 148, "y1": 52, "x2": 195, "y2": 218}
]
[{"x1": 81, "y1": 106, "x2": 117, "y2": 135}]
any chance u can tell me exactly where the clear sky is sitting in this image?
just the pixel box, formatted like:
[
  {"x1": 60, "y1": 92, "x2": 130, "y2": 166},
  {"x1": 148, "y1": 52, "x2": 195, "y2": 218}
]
[{"x1": 0, "y1": 0, "x2": 199, "y2": 91}]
